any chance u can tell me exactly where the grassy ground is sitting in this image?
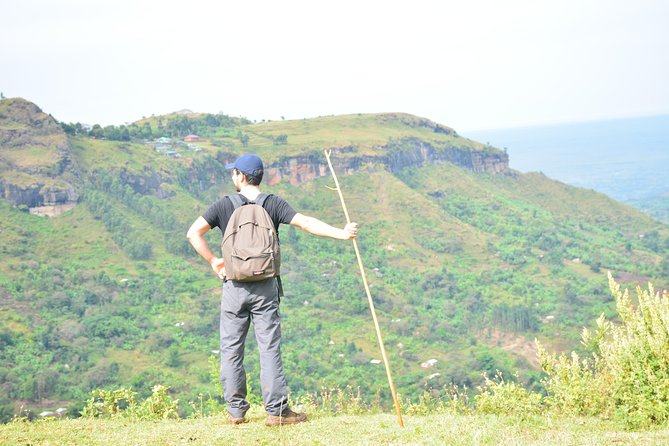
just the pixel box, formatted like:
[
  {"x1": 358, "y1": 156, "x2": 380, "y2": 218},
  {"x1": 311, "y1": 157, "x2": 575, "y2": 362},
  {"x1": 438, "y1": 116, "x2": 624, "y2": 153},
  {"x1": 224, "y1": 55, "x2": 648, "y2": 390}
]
[{"x1": 3, "y1": 413, "x2": 669, "y2": 446}]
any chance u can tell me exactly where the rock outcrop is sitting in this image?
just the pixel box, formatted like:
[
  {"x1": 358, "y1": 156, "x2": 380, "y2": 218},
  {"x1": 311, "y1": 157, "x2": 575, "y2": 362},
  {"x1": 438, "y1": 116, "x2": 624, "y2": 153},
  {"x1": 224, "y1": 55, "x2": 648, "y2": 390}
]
[
  {"x1": 0, "y1": 98, "x2": 82, "y2": 213},
  {"x1": 188, "y1": 138, "x2": 508, "y2": 192},
  {"x1": 117, "y1": 167, "x2": 174, "y2": 198},
  {"x1": 259, "y1": 138, "x2": 509, "y2": 186}
]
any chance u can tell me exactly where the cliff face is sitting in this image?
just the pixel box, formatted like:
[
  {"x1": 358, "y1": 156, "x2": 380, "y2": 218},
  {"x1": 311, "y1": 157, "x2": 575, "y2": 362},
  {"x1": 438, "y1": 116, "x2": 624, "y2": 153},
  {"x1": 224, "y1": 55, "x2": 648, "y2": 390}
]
[
  {"x1": 0, "y1": 98, "x2": 82, "y2": 212},
  {"x1": 183, "y1": 139, "x2": 509, "y2": 194},
  {"x1": 265, "y1": 154, "x2": 331, "y2": 186},
  {"x1": 2, "y1": 181, "x2": 78, "y2": 207},
  {"x1": 263, "y1": 138, "x2": 509, "y2": 186},
  {"x1": 117, "y1": 167, "x2": 174, "y2": 198}
]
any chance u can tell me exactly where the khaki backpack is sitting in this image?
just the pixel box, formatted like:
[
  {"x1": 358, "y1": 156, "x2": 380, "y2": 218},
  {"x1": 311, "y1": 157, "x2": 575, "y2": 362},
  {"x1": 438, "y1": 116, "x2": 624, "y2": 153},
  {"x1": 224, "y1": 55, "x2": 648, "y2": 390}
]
[{"x1": 221, "y1": 193, "x2": 281, "y2": 282}]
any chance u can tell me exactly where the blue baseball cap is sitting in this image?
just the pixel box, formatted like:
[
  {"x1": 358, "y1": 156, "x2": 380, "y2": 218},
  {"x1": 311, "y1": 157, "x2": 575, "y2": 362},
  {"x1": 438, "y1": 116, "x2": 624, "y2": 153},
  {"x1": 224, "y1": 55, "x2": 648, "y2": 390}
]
[{"x1": 225, "y1": 154, "x2": 264, "y2": 177}]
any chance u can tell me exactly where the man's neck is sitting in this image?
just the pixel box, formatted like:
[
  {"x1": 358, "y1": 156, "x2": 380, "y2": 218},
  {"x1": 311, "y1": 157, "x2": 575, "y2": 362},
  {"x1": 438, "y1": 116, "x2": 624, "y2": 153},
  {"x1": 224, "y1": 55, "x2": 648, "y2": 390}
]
[{"x1": 238, "y1": 185, "x2": 261, "y2": 201}]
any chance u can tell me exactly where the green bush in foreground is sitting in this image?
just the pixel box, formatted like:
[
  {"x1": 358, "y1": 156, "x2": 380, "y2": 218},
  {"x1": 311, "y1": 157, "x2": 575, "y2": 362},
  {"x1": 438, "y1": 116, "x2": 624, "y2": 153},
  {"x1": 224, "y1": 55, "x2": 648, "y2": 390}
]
[
  {"x1": 475, "y1": 371, "x2": 542, "y2": 417},
  {"x1": 400, "y1": 384, "x2": 472, "y2": 417},
  {"x1": 539, "y1": 272, "x2": 669, "y2": 428},
  {"x1": 80, "y1": 385, "x2": 178, "y2": 420}
]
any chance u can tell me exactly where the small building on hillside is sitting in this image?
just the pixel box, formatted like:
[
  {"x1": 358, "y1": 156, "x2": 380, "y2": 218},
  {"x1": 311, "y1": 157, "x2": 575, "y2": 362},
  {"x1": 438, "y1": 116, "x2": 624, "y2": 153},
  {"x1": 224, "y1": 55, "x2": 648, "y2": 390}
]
[{"x1": 184, "y1": 134, "x2": 200, "y2": 142}]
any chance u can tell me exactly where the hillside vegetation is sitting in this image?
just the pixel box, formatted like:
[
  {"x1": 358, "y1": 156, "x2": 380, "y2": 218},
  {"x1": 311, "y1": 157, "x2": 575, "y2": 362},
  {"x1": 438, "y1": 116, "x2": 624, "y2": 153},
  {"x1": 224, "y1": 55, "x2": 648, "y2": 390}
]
[{"x1": 1, "y1": 98, "x2": 668, "y2": 425}]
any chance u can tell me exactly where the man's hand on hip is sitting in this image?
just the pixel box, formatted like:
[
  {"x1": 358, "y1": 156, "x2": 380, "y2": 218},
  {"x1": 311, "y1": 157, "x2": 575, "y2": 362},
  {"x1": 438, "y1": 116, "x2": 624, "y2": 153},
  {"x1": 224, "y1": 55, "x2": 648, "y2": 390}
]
[{"x1": 210, "y1": 257, "x2": 226, "y2": 280}]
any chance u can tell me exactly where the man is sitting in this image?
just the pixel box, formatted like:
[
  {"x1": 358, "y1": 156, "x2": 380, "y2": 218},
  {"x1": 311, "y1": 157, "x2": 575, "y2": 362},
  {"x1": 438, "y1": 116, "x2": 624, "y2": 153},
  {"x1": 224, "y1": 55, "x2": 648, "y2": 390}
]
[{"x1": 186, "y1": 154, "x2": 358, "y2": 426}]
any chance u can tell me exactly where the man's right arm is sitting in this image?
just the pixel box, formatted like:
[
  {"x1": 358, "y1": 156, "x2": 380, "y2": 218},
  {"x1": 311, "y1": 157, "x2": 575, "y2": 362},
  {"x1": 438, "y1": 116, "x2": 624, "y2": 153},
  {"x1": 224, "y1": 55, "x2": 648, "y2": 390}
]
[
  {"x1": 290, "y1": 213, "x2": 358, "y2": 240},
  {"x1": 186, "y1": 216, "x2": 225, "y2": 278}
]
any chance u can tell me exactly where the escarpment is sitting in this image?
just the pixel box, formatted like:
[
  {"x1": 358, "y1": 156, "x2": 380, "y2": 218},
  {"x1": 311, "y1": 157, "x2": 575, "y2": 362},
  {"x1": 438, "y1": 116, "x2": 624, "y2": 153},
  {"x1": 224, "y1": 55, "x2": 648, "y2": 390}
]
[
  {"x1": 261, "y1": 139, "x2": 509, "y2": 186},
  {"x1": 0, "y1": 98, "x2": 82, "y2": 214},
  {"x1": 0, "y1": 99, "x2": 508, "y2": 211}
]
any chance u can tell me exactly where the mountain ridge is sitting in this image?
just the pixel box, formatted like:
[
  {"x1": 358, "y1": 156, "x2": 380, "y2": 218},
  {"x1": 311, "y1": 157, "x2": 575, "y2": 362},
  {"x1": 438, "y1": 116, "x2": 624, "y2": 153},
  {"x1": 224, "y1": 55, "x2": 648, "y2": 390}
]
[{"x1": 1, "y1": 98, "x2": 508, "y2": 211}]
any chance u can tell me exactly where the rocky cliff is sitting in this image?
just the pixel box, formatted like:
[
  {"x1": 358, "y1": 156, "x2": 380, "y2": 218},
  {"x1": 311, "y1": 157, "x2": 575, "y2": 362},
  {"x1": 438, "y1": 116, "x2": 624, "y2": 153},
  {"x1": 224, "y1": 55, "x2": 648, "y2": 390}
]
[
  {"x1": 181, "y1": 139, "x2": 508, "y2": 193},
  {"x1": 0, "y1": 98, "x2": 82, "y2": 213},
  {"x1": 263, "y1": 138, "x2": 508, "y2": 186}
]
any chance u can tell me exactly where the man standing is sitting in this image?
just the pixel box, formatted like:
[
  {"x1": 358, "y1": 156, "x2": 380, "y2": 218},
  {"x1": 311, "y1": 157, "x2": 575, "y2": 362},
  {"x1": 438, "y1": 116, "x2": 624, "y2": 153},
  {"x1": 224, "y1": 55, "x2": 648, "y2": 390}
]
[{"x1": 186, "y1": 154, "x2": 358, "y2": 426}]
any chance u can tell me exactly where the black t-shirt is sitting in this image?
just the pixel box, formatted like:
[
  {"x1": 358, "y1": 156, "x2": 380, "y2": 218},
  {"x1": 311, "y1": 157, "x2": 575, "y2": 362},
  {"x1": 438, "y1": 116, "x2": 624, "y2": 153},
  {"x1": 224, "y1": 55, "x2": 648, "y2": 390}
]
[{"x1": 202, "y1": 193, "x2": 297, "y2": 236}]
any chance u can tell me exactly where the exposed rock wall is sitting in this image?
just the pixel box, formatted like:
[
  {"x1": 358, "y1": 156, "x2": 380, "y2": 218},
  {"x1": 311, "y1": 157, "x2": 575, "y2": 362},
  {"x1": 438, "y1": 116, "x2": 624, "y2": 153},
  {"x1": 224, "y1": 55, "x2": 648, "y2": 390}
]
[
  {"x1": 1, "y1": 178, "x2": 80, "y2": 208},
  {"x1": 118, "y1": 168, "x2": 174, "y2": 198},
  {"x1": 3, "y1": 182, "x2": 43, "y2": 207},
  {"x1": 0, "y1": 98, "x2": 82, "y2": 209},
  {"x1": 385, "y1": 138, "x2": 508, "y2": 174},
  {"x1": 259, "y1": 139, "x2": 509, "y2": 186},
  {"x1": 265, "y1": 154, "x2": 331, "y2": 186}
]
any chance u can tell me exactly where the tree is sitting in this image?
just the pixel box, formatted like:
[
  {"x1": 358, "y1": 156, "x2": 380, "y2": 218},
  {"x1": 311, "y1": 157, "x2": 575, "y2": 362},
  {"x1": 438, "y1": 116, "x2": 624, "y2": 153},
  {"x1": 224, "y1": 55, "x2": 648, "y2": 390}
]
[
  {"x1": 126, "y1": 238, "x2": 152, "y2": 260},
  {"x1": 142, "y1": 122, "x2": 153, "y2": 139},
  {"x1": 238, "y1": 132, "x2": 249, "y2": 147},
  {"x1": 661, "y1": 257, "x2": 669, "y2": 276},
  {"x1": 119, "y1": 126, "x2": 130, "y2": 141},
  {"x1": 61, "y1": 122, "x2": 76, "y2": 135},
  {"x1": 273, "y1": 134, "x2": 288, "y2": 145},
  {"x1": 103, "y1": 125, "x2": 120, "y2": 140},
  {"x1": 165, "y1": 347, "x2": 181, "y2": 367},
  {"x1": 89, "y1": 124, "x2": 103, "y2": 139},
  {"x1": 205, "y1": 114, "x2": 219, "y2": 127}
]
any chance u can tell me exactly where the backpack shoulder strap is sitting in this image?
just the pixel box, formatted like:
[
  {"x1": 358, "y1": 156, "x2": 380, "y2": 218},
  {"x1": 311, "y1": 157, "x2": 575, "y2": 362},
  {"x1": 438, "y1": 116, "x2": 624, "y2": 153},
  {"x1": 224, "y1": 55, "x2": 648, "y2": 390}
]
[
  {"x1": 228, "y1": 194, "x2": 244, "y2": 209},
  {"x1": 254, "y1": 193, "x2": 272, "y2": 207}
]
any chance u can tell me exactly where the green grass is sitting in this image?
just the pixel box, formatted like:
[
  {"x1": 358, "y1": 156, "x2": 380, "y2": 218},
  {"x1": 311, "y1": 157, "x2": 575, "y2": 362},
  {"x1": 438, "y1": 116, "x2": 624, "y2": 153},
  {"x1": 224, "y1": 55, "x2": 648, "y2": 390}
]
[
  {"x1": 3, "y1": 413, "x2": 669, "y2": 445},
  {"x1": 244, "y1": 113, "x2": 449, "y2": 153},
  {"x1": 69, "y1": 137, "x2": 179, "y2": 173},
  {"x1": 0, "y1": 144, "x2": 61, "y2": 169},
  {"x1": 1, "y1": 169, "x2": 47, "y2": 187},
  {"x1": 194, "y1": 112, "x2": 488, "y2": 163}
]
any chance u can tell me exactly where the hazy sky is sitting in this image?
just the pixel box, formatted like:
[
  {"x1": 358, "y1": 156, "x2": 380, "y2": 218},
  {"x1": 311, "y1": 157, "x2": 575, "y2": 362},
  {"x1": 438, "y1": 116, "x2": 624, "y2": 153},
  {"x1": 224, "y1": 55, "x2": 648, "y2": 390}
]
[{"x1": 2, "y1": 0, "x2": 668, "y2": 131}]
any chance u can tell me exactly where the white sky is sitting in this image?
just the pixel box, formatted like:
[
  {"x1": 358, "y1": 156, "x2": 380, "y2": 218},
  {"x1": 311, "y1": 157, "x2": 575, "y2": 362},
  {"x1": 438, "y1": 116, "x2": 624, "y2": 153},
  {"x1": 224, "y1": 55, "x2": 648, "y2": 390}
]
[{"x1": 1, "y1": 0, "x2": 668, "y2": 131}]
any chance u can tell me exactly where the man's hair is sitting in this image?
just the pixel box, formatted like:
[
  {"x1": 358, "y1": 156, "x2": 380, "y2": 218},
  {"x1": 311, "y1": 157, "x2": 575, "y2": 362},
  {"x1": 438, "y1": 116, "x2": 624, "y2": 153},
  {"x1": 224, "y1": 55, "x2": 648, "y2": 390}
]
[{"x1": 235, "y1": 168, "x2": 263, "y2": 185}]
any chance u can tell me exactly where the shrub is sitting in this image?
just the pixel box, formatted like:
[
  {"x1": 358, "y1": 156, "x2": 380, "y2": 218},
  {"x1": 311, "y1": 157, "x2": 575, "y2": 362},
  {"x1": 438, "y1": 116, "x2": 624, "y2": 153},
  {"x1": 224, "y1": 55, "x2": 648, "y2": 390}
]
[
  {"x1": 538, "y1": 272, "x2": 669, "y2": 428},
  {"x1": 81, "y1": 388, "x2": 136, "y2": 417},
  {"x1": 537, "y1": 340, "x2": 609, "y2": 417},
  {"x1": 403, "y1": 384, "x2": 472, "y2": 416},
  {"x1": 474, "y1": 371, "x2": 542, "y2": 416},
  {"x1": 602, "y1": 274, "x2": 669, "y2": 428},
  {"x1": 80, "y1": 385, "x2": 178, "y2": 420},
  {"x1": 132, "y1": 385, "x2": 179, "y2": 420}
]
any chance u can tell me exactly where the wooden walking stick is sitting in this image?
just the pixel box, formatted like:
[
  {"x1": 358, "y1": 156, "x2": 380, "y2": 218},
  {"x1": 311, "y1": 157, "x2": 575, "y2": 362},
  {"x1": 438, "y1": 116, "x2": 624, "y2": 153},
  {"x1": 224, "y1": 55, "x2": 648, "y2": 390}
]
[{"x1": 324, "y1": 149, "x2": 405, "y2": 428}]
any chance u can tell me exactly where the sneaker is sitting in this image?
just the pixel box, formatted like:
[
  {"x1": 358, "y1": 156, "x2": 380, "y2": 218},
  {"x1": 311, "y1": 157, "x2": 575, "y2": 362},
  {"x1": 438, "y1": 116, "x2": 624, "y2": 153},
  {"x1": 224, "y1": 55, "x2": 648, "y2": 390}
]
[
  {"x1": 265, "y1": 409, "x2": 307, "y2": 427},
  {"x1": 229, "y1": 416, "x2": 248, "y2": 425}
]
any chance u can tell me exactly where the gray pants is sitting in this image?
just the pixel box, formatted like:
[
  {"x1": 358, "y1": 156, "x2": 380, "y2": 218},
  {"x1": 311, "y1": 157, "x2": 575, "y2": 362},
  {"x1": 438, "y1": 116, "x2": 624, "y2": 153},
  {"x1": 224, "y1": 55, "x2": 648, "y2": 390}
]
[{"x1": 219, "y1": 278, "x2": 288, "y2": 417}]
